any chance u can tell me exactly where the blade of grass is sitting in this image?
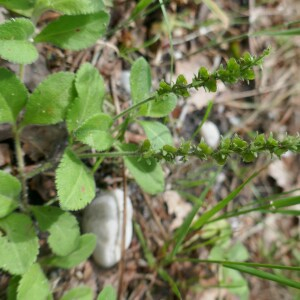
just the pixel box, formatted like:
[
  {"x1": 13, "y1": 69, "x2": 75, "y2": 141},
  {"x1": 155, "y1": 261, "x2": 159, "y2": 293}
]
[
  {"x1": 186, "y1": 21, "x2": 300, "y2": 58},
  {"x1": 134, "y1": 222, "x2": 156, "y2": 268},
  {"x1": 223, "y1": 264, "x2": 300, "y2": 290},
  {"x1": 158, "y1": 268, "x2": 182, "y2": 299},
  {"x1": 209, "y1": 194, "x2": 300, "y2": 223},
  {"x1": 191, "y1": 169, "x2": 263, "y2": 231},
  {"x1": 254, "y1": 28, "x2": 300, "y2": 36},
  {"x1": 177, "y1": 191, "x2": 202, "y2": 204},
  {"x1": 261, "y1": 209, "x2": 300, "y2": 216},
  {"x1": 191, "y1": 100, "x2": 214, "y2": 140},
  {"x1": 174, "y1": 258, "x2": 300, "y2": 271},
  {"x1": 175, "y1": 178, "x2": 208, "y2": 189},
  {"x1": 169, "y1": 170, "x2": 220, "y2": 259},
  {"x1": 130, "y1": 0, "x2": 153, "y2": 19},
  {"x1": 202, "y1": 0, "x2": 230, "y2": 28}
]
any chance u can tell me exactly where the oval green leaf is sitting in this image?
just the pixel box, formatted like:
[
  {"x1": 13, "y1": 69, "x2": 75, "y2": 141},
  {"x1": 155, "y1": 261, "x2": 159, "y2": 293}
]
[
  {"x1": 44, "y1": 233, "x2": 97, "y2": 269},
  {"x1": 34, "y1": 0, "x2": 104, "y2": 16},
  {"x1": 17, "y1": 263, "x2": 51, "y2": 300},
  {"x1": 34, "y1": 12, "x2": 109, "y2": 51},
  {"x1": 120, "y1": 143, "x2": 164, "y2": 194},
  {"x1": 75, "y1": 63, "x2": 105, "y2": 110},
  {"x1": 73, "y1": 113, "x2": 113, "y2": 151},
  {"x1": 146, "y1": 93, "x2": 177, "y2": 118},
  {"x1": 130, "y1": 57, "x2": 151, "y2": 105},
  {"x1": 0, "y1": 213, "x2": 39, "y2": 275},
  {"x1": 22, "y1": 72, "x2": 75, "y2": 125},
  {"x1": 97, "y1": 285, "x2": 116, "y2": 300},
  {"x1": 0, "y1": 68, "x2": 28, "y2": 123},
  {"x1": 61, "y1": 286, "x2": 93, "y2": 300},
  {"x1": 31, "y1": 206, "x2": 80, "y2": 256},
  {"x1": 56, "y1": 148, "x2": 95, "y2": 210},
  {"x1": 139, "y1": 120, "x2": 173, "y2": 151},
  {"x1": 0, "y1": 18, "x2": 38, "y2": 64}
]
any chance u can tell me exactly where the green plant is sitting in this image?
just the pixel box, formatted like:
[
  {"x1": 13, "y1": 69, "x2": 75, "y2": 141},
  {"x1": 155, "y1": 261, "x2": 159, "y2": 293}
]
[{"x1": 0, "y1": 0, "x2": 299, "y2": 299}]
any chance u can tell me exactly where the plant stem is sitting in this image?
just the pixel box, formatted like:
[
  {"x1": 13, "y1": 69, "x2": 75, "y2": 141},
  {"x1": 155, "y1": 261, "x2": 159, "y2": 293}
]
[
  {"x1": 25, "y1": 161, "x2": 54, "y2": 179},
  {"x1": 113, "y1": 96, "x2": 156, "y2": 121},
  {"x1": 19, "y1": 64, "x2": 25, "y2": 81},
  {"x1": 13, "y1": 125, "x2": 28, "y2": 211},
  {"x1": 78, "y1": 151, "x2": 140, "y2": 159},
  {"x1": 191, "y1": 100, "x2": 214, "y2": 140}
]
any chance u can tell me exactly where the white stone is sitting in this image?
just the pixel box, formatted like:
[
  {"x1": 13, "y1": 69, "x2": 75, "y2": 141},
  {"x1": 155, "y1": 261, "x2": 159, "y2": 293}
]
[
  {"x1": 200, "y1": 121, "x2": 220, "y2": 149},
  {"x1": 82, "y1": 189, "x2": 133, "y2": 268}
]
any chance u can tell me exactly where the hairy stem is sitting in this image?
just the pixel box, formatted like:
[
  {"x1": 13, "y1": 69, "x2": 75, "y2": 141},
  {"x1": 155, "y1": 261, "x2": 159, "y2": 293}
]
[
  {"x1": 25, "y1": 161, "x2": 55, "y2": 180},
  {"x1": 113, "y1": 96, "x2": 156, "y2": 121},
  {"x1": 78, "y1": 151, "x2": 140, "y2": 159},
  {"x1": 19, "y1": 64, "x2": 25, "y2": 81},
  {"x1": 13, "y1": 125, "x2": 28, "y2": 211}
]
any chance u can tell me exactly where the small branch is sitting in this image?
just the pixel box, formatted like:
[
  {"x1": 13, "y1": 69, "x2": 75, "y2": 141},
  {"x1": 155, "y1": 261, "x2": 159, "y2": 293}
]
[
  {"x1": 25, "y1": 161, "x2": 55, "y2": 179},
  {"x1": 13, "y1": 125, "x2": 28, "y2": 211},
  {"x1": 19, "y1": 64, "x2": 25, "y2": 81},
  {"x1": 113, "y1": 96, "x2": 156, "y2": 121},
  {"x1": 191, "y1": 100, "x2": 213, "y2": 140},
  {"x1": 78, "y1": 151, "x2": 139, "y2": 159}
]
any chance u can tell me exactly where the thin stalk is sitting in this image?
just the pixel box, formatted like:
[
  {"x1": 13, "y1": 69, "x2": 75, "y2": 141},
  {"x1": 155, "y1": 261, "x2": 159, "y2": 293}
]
[
  {"x1": 78, "y1": 151, "x2": 139, "y2": 159},
  {"x1": 92, "y1": 157, "x2": 104, "y2": 174},
  {"x1": 19, "y1": 64, "x2": 25, "y2": 81},
  {"x1": 25, "y1": 161, "x2": 54, "y2": 180},
  {"x1": 113, "y1": 96, "x2": 156, "y2": 121},
  {"x1": 173, "y1": 258, "x2": 300, "y2": 271},
  {"x1": 191, "y1": 100, "x2": 214, "y2": 140},
  {"x1": 13, "y1": 125, "x2": 28, "y2": 211}
]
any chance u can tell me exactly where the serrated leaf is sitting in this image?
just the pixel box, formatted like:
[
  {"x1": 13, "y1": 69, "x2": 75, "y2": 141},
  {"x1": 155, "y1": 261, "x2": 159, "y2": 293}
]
[
  {"x1": 97, "y1": 285, "x2": 116, "y2": 300},
  {"x1": 73, "y1": 113, "x2": 113, "y2": 151},
  {"x1": 0, "y1": 18, "x2": 38, "y2": 64},
  {"x1": 120, "y1": 143, "x2": 164, "y2": 194},
  {"x1": 139, "y1": 120, "x2": 173, "y2": 151},
  {"x1": 0, "y1": 213, "x2": 39, "y2": 275},
  {"x1": 146, "y1": 93, "x2": 177, "y2": 118},
  {"x1": 34, "y1": 12, "x2": 109, "y2": 51},
  {"x1": 31, "y1": 206, "x2": 80, "y2": 256},
  {"x1": 0, "y1": 171, "x2": 20, "y2": 217},
  {"x1": 56, "y1": 148, "x2": 95, "y2": 210},
  {"x1": 17, "y1": 263, "x2": 51, "y2": 300},
  {"x1": 61, "y1": 286, "x2": 93, "y2": 300},
  {"x1": 130, "y1": 57, "x2": 151, "y2": 106},
  {"x1": 34, "y1": 0, "x2": 104, "y2": 15},
  {"x1": 45, "y1": 233, "x2": 96, "y2": 269},
  {"x1": 0, "y1": 67, "x2": 28, "y2": 123},
  {"x1": 67, "y1": 63, "x2": 106, "y2": 132},
  {"x1": 22, "y1": 72, "x2": 75, "y2": 125}
]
